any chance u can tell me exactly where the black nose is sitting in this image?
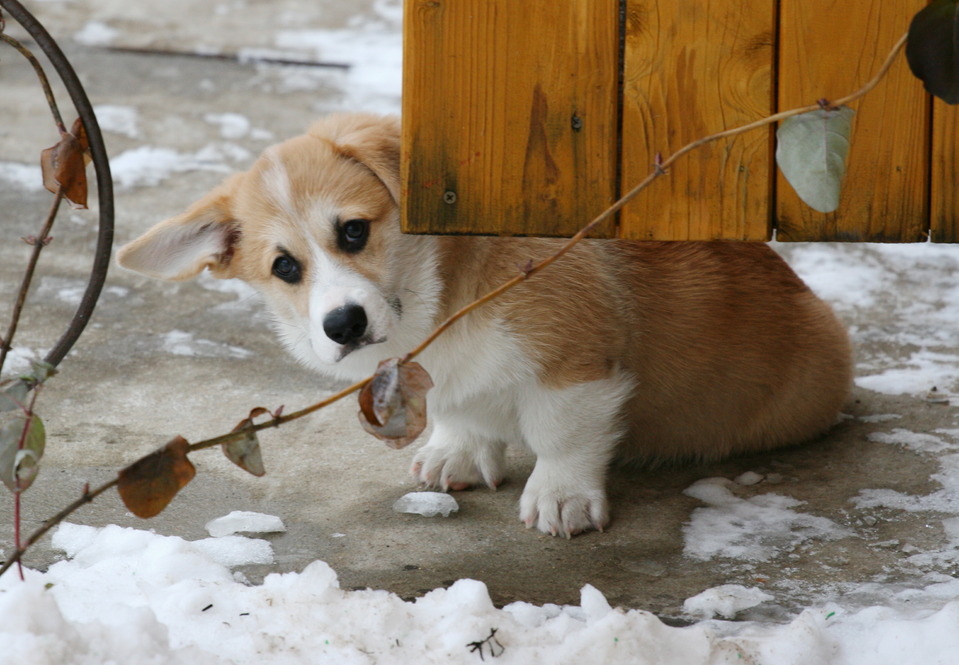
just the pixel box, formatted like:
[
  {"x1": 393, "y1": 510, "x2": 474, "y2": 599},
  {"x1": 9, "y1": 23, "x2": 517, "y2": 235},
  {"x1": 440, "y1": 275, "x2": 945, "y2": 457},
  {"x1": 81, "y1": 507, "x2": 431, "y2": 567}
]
[{"x1": 323, "y1": 304, "x2": 368, "y2": 345}]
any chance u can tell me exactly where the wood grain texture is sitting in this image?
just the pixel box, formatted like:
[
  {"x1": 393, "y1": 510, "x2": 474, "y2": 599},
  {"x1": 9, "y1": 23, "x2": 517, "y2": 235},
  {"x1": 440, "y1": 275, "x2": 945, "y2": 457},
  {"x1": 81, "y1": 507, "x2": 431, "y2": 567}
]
[
  {"x1": 619, "y1": 0, "x2": 775, "y2": 241},
  {"x1": 931, "y1": 99, "x2": 959, "y2": 242},
  {"x1": 401, "y1": 0, "x2": 619, "y2": 236},
  {"x1": 776, "y1": 0, "x2": 930, "y2": 242}
]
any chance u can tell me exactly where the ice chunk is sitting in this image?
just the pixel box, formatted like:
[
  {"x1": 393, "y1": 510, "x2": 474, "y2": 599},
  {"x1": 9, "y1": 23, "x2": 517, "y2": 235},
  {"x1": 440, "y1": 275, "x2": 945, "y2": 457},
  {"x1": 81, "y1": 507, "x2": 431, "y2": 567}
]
[
  {"x1": 683, "y1": 584, "x2": 774, "y2": 619},
  {"x1": 392, "y1": 492, "x2": 459, "y2": 517},
  {"x1": 735, "y1": 471, "x2": 764, "y2": 486},
  {"x1": 205, "y1": 511, "x2": 286, "y2": 538}
]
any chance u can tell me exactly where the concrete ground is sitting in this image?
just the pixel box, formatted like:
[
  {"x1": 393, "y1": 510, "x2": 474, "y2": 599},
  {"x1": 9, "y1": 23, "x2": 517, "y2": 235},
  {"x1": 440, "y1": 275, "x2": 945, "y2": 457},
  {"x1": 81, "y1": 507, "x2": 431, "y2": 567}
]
[{"x1": 1, "y1": 0, "x2": 957, "y2": 624}]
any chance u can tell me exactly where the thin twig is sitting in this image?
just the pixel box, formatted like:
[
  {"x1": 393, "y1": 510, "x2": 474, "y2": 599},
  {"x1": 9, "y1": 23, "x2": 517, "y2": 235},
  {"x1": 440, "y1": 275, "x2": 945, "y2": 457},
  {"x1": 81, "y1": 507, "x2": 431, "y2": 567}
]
[
  {"x1": 0, "y1": 32, "x2": 65, "y2": 132},
  {"x1": 0, "y1": 30, "x2": 910, "y2": 578},
  {"x1": 0, "y1": 190, "x2": 64, "y2": 374},
  {"x1": 186, "y1": 376, "x2": 372, "y2": 454},
  {"x1": 0, "y1": 478, "x2": 117, "y2": 578}
]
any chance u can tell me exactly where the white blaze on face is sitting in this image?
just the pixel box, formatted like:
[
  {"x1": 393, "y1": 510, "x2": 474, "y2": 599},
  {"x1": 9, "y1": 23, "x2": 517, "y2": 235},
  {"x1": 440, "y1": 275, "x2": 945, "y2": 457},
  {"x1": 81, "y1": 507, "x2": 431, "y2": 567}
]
[{"x1": 305, "y1": 238, "x2": 395, "y2": 365}]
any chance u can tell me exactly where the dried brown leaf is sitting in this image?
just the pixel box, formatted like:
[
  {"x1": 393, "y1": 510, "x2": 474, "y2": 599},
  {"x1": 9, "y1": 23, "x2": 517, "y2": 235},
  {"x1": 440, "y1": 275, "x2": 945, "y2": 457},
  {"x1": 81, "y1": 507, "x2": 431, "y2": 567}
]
[
  {"x1": 40, "y1": 118, "x2": 91, "y2": 209},
  {"x1": 358, "y1": 358, "x2": 433, "y2": 449},
  {"x1": 222, "y1": 430, "x2": 266, "y2": 477},
  {"x1": 117, "y1": 435, "x2": 196, "y2": 518}
]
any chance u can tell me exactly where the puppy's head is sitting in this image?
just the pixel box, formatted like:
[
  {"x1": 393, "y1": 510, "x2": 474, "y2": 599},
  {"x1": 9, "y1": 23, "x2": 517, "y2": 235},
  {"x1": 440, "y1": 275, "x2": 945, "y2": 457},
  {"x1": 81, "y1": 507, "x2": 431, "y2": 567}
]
[{"x1": 118, "y1": 113, "x2": 435, "y2": 379}]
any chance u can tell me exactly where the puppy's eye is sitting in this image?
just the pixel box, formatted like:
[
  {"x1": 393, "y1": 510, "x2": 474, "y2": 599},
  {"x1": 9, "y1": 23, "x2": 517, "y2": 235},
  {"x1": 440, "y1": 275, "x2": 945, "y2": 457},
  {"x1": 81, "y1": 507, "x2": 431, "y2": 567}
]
[
  {"x1": 338, "y1": 219, "x2": 370, "y2": 253},
  {"x1": 271, "y1": 254, "x2": 301, "y2": 284}
]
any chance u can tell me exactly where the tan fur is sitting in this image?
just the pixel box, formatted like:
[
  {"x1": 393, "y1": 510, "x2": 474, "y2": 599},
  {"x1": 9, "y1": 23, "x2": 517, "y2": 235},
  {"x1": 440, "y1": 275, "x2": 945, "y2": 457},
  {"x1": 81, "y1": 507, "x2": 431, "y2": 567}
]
[{"x1": 117, "y1": 113, "x2": 853, "y2": 535}]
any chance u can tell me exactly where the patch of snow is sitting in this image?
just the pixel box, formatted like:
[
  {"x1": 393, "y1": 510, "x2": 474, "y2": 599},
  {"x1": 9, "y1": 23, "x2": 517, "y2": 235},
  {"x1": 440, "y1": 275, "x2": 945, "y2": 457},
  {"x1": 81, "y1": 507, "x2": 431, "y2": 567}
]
[
  {"x1": 0, "y1": 162, "x2": 44, "y2": 191},
  {"x1": 683, "y1": 478, "x2": 852, "y2": 562},
  {"x1": 196, "y1": 271, "x2": 259, "y2": 304},
  {"x1": 94, "y1": 105, "x2": 139, "y2": 138},
  {"x1": 73, "y1": 21, "x2": 118, "y2": 46},
  {"x1": 0, "y1": 347, "x2": 38, "y2": 377},
  {"x1": 856, "y1": 349, "x2": 959, "y2": 397},
  {"x1": 858, "y1": 413, "x2": 902, "y2": 423},
  {"x1": 160, "y1": 330, "x2": 251, "y2": 359},
  {"x1": 110, "y1": 144, "x2": 250, "y2": 189},
  {"x1": 203, "y1": 113, "x2": 251, "y2": 139},
  {"x1": 266, "y1": 2, "x2": 402, "y2": 113}
]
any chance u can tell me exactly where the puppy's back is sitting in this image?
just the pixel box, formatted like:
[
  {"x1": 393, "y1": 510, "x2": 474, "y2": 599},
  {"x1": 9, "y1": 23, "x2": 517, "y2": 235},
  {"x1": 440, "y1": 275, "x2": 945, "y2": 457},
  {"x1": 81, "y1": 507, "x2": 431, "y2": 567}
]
[{"x1": 605, "y1": 241, "x2": 851, "y2": 463}]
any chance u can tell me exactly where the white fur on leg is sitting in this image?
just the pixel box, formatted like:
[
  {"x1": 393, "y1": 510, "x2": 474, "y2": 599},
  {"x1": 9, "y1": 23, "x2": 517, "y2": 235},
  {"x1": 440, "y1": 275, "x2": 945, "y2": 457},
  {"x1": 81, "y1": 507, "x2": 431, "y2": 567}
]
[
  {"x1": 517, "y1": 373, "x2": 634, "y2": 536},
  {"x1": 411, "y1": 422, "x2": 507, "y2": 490}
]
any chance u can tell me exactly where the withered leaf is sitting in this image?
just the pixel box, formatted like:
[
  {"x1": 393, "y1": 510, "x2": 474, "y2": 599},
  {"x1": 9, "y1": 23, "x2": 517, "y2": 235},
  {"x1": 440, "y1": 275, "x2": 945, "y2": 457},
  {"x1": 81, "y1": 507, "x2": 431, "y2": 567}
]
[
  {"x1": 117, "y1": 435, "x2": 196, "y2": 518},
  {"x1": 40, "y1": 118, "x2": 91, "y2": 209},
  {"x1": 222, "y1": 408, "x2": 269, "y2": 477},
  {"x1": 222, "y1": 429, "x2": 266, "y2": 477},
  {"x1": 358, "y1": 358, "x2": 433, "y2": 449}
]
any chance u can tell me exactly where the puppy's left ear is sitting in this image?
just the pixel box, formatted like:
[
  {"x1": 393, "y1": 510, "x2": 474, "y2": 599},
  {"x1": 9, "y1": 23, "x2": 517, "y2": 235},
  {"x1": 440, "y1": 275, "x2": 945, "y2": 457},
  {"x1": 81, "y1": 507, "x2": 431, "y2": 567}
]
[
  {"x1": 116, "y1": 174, "x2": 243, "y2": 281},
  {"x1": 327, "y1": 114, "x2": 401, "y2": 204}
]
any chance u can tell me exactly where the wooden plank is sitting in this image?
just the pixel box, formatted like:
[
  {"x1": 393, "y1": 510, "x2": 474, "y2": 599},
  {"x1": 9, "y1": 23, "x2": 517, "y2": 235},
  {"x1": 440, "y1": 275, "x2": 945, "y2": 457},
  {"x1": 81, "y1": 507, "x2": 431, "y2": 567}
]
[
  {"x1": 401, "y1": 0, "x2": 620, "y2": 236},
  {"x1": 619, "y1": 0, "x2": 776, "y2": 241},
  {"x1": 776, "y1": 0, "x2": 930, "y2": 242},
  {"x1": 930, "y1": 99, "x2": 959, "y2": 242}
]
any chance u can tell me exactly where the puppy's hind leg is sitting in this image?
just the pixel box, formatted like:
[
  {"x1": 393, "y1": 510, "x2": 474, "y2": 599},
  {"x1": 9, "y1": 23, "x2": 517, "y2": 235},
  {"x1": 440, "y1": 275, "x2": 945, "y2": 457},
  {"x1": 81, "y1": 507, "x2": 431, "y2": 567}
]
[{"x1": 518, "y1": 374, "x2": 633, "y2": 537}]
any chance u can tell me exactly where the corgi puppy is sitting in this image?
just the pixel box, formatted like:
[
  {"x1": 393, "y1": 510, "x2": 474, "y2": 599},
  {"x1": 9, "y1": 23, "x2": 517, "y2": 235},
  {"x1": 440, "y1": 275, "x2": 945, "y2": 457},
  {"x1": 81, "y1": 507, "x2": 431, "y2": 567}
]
[{"x1": 117, "y1": 113, "x2": 852, "y2": 537}]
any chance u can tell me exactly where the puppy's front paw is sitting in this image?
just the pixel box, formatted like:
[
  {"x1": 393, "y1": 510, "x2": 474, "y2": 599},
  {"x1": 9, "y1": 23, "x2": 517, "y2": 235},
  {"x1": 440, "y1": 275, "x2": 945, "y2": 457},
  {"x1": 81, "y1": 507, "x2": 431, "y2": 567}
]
[
  {"x1": 410, "y1": 434, "x2": 505, "y2": 491},
  {"x1": 519, "y1": 468, "x2": 609, "y2": 537}
]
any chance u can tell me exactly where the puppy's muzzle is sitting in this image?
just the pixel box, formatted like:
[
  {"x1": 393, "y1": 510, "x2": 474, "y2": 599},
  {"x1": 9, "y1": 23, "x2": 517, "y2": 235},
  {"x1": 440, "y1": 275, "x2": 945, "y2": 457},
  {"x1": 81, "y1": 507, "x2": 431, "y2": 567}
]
[{"x1": 323, "y1": 304, "x2": 368, "y2": 346}]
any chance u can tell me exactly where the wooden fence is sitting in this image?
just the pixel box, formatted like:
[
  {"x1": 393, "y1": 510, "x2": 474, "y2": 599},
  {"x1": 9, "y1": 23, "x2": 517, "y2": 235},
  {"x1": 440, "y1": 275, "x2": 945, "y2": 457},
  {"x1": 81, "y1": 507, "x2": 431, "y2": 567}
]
[{"x1": 400, "y1": 0, "x2": 958, "y2": 242}]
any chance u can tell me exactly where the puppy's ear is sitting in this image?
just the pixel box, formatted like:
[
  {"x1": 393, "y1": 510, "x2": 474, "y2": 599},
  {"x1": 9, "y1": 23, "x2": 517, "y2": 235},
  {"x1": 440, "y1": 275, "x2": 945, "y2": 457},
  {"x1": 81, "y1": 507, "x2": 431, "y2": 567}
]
[
  {"x1": 116, "y1": 174, "x2": 242, "y2": 281},
  {"x1": 320, "y1": 114, "x2": 401, "y2": 204}
]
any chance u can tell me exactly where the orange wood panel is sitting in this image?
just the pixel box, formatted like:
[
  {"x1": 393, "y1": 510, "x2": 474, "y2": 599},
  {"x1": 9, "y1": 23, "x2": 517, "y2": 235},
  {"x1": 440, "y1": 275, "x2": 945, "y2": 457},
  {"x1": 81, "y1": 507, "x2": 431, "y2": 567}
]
[
  {"x1": 619, "y1": 0, "x2": 776, "y2": 240},
  {"x1": 930, "y1": 99, "x2": 959, "y2": 242},
  {"x1": 401, "y1": 0, "x2": 620, "y2": 236},
  {"x1": 776, "y1": 0, "x2": 930, "y2": 242}
]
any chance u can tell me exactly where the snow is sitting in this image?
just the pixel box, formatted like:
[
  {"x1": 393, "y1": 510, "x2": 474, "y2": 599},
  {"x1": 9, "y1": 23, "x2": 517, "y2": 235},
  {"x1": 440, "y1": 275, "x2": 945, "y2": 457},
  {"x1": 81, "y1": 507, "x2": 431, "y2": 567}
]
[
  {"x1": 73, "y1": 20, "x2": 117, "y2": 46},
  {"x1": 93, "y1": 105, "x2": 140, "y2": 139},
  {"x1": 6, "y1": 522, "x2": 959, "y2": 665},
  {"x1": 682, "y1": 478, "x2": 851, "y2": 562},
  {"x1": 110, "y1": 144, "x2": 249, "y2": 189},
  {"x1": 160, "y1": 330, "x2": 251, "y2": 359},
  {"x1": 392, "y1": 491, "x2": 460, "y2": 517},
  {"x1": 204, "y1": 112, "x2": 252, "y2": 140},
  {"x1": 0, "y1": 161, "x2": 44, "y2": 192}
]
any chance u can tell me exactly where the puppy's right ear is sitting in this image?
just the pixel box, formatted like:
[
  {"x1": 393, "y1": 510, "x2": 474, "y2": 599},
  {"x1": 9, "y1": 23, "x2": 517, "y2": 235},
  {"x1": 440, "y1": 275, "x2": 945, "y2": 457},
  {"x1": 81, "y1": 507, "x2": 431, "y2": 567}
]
[{"x1": 116, "y1": 175, "x2": 242, "y2": 281}]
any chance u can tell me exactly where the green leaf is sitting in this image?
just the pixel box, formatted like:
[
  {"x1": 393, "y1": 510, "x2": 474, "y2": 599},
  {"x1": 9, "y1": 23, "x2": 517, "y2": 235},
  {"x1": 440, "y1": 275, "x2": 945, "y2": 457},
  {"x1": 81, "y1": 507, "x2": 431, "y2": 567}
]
[
  {"x1": 906, "y1": 0, "x2": 959, "y2": 105},
  {"x1": 0, "y1": 411, "x2": 46, "y2": 493},
  {"x1": 0, "y1": 381, "x2": 29, "y2": 414},
  {"x1": 776, "y1": 106, "x2": 855, "y2": 214}
]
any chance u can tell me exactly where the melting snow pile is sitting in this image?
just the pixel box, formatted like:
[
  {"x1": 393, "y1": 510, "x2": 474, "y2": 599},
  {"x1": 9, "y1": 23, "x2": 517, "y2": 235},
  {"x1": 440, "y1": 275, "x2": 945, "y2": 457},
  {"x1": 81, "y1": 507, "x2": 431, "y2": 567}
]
[{"x1": 3, "y1": 521, "x2": 959, "y2": 665}]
